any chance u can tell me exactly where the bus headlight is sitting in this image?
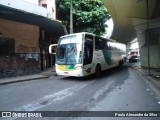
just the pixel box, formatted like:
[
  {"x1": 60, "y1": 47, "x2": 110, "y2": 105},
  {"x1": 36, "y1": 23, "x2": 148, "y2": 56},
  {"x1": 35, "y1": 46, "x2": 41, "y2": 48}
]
[{"x1": 74, "y1": 66, "x2": 82, "y2": 70}]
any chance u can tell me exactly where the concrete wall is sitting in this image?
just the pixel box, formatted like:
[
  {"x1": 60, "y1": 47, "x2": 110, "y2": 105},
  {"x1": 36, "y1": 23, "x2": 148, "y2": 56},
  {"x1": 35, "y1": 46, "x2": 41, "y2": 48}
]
[
  {"x1": 141, "y1": 45, "x2": 160, "y2": 68},
  {"x1": 40, "y1": 0, "x2": 56, "y2": 19},
  {"x1": 0, "y1": 0, "x2": 51, "y2": 18},
  {"x1": 25, "y1": 0, "x2": 39, "y2": 5},
  {"x1": 132, "y1": 18, "x2": 160, "y2": 68}
]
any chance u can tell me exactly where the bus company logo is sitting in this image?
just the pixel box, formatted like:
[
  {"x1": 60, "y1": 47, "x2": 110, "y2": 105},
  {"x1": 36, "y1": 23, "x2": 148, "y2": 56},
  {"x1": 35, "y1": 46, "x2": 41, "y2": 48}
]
[{"x1": 2, "y1": 112, "x2": 11, "y2": 117}]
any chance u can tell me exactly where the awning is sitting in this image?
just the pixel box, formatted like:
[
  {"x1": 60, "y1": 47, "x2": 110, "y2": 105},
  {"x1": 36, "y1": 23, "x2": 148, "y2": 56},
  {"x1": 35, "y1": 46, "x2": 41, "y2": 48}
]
[{"x1": 0, "y1": 4, "x2": 66, "y2": 38}]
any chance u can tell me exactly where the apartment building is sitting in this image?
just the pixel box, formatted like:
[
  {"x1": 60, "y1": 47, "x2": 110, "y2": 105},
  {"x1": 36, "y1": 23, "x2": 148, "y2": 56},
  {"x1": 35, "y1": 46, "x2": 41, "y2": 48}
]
[
  {"x1": 0, "y1": 0, "x2": 66, "y2": 78},
  {"x1": 26, "y1": 0, "x2": 56, "y2": 19}
]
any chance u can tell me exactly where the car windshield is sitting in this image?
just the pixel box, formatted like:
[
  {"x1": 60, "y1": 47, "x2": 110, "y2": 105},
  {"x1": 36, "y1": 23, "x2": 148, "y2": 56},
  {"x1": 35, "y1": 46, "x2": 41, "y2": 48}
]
[
  {"x1": 131, "y1": 56, "x2": 139, "y2": 58},
  {"x1": 56, "y1": 35, "x2": 83, "y2": 65}
]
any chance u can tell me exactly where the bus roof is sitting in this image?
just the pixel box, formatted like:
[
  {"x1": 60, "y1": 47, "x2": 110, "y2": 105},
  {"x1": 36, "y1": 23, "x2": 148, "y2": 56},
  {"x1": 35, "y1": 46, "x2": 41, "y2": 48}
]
[
  {"x1": 60, "y1": 32, "x2": 94, "y2": 38},
  {"x1": 59, "y1": 32, "x2": 124, "y2": 44}
]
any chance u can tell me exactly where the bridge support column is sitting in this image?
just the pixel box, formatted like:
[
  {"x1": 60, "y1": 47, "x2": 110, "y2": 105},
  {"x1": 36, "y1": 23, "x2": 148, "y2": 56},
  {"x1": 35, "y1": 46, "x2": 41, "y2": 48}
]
[{"x1": 132, "y1": 18, "x2": 160, "y2": 68}]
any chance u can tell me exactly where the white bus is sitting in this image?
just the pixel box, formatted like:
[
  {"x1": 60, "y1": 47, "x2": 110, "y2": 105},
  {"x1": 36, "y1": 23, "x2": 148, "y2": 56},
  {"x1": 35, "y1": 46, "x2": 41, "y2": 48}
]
[{"x1": 49, "y1": 32, "x2": 126, "y2": 77}]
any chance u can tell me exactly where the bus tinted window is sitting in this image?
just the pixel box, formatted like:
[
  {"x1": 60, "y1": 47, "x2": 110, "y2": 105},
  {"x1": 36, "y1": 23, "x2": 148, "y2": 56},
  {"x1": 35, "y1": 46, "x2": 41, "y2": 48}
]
[
  {"x1": 84, "y1": 35, "x2": 93, "y2": 65},
  {"x1": 102, "y1": 39, "x2": 108, "y2": 50},
  {"x1": 95, "y1": 36, "x2": 103, "y2": 50}
]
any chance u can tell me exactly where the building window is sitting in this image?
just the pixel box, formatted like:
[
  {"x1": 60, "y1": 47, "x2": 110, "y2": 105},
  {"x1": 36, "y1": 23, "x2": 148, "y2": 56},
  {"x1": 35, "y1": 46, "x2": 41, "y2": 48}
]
[
  {"x1": 0, "y1": 38, "x2": 15, "y2": 56},
  {"x1": 42, "y1": 4, "x2": 47, "y2": 8}
]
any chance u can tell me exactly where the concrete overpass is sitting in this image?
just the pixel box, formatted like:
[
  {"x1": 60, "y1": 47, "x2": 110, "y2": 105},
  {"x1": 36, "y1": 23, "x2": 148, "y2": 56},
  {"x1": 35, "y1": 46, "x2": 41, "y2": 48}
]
[{"x1": 103, "y1": 0, "x2": 160, "y2": 68}]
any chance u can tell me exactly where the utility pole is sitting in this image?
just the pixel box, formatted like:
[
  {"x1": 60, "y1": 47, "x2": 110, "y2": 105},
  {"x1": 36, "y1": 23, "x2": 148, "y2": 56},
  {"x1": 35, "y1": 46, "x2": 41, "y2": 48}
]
[
  {"x1": 70, "y1": 0, "x2": 73, "y2": 34},
  {"x1": 146, "y1": 0, "x2": 150, "y2": 75}
]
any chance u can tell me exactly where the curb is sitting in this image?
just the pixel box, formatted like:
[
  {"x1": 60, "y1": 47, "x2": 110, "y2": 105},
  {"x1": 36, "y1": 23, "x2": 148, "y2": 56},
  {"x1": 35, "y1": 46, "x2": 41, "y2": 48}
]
[
  {"x1": 0, "y1": 74, "x2": 55, "y2": 85},
  {"x1": 0, "y1": 76, "x2": 48, "y2": 85},
  {"x1": 0, "y1": 67, "x2": 56, "y2": 85},
  {"x1": 132, "y1": 66, "x2": 160, "y2": 90}
]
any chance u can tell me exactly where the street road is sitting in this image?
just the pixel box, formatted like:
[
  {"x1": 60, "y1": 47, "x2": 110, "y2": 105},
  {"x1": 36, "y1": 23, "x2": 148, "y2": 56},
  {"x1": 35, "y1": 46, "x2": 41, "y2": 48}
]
[{"x1": 0, "y1": 63, "x2": 160, "y2": 120}]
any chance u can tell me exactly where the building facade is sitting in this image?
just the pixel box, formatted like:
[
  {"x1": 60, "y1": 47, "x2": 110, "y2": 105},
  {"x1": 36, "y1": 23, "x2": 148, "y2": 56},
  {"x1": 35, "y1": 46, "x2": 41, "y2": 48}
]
[
  {"x1": 39, "y1": 0, "x2": 56, "y2": 19},
  {"x1": 0, "y1": 0, "x2": 66, "y2": 78},
  {"x1": 26, "y1": 0, "x2": 56, "y2": 19}
]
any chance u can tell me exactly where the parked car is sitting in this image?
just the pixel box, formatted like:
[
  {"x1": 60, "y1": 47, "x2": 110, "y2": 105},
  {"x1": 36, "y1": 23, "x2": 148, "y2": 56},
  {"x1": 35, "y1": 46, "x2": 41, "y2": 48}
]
[{"x1": 129, "y1": 55, "x2": 140, "y2": 62}]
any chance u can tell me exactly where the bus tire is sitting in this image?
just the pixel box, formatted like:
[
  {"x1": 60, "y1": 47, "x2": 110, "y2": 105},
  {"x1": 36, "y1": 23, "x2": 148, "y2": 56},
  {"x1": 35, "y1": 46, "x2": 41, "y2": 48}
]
[
  {"x1": 119, "y1": 60, "x2": 123, "y2": 66},
  {"x1": 95, "y1": 64, "x2": 101, "y2": 77},
  {"x1": 121, "y1": 60, "x2": 124, "y2": 65}
]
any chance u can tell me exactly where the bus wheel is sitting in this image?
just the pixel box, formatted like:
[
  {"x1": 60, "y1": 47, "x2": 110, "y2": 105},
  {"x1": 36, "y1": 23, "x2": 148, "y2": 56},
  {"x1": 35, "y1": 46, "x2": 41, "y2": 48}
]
[
  {"x1": 95, "y1": 64, "x2": 101, "y2": 77},
  {"x1": 119, "y1": 60, "x2": 123, "y2": 66}
]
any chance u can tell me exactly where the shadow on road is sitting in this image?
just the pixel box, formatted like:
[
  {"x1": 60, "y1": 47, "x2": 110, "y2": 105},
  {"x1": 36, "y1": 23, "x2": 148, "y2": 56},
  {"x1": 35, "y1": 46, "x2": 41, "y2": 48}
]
[{"x1": 61, "y1": 63, "x2": 131, "y2": 82}]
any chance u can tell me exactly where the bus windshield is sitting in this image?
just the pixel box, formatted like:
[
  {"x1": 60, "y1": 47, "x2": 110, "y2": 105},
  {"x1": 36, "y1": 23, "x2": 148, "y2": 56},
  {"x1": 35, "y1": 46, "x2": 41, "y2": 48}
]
[{"x1": 56, "y1": 35, "x2": 83, "y2": 65}]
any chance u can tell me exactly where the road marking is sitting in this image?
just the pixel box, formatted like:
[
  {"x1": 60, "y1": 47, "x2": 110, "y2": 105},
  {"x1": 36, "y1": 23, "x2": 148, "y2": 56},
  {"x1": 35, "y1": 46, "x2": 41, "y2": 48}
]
[
  {"x1": 16, "y1": 87, "x2": 73, "y2": 111},
  {"x1": 93, "y1": 81, "x2": 114, "y2": 99},
  {"x1": 15, "y1": 80, "x2": 95, "y2": 111}
]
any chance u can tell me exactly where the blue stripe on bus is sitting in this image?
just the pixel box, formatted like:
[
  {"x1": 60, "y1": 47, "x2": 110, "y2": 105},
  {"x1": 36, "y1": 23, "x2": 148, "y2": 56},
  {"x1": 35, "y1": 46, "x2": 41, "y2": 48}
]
[{"x1": 102, "y1": 50, "x2": 113, "y2": 65}]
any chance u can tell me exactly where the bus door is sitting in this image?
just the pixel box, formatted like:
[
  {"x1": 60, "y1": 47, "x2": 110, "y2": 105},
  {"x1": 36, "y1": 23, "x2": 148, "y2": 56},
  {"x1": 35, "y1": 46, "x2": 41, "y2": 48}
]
[{"x1": 83, "y1": 34, "x2": 93, "y2": 75}]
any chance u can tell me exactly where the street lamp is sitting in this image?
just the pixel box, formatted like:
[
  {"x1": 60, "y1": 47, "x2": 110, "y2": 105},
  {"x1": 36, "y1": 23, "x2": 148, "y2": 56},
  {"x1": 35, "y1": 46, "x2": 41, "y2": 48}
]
[{"x1": 70, "y1": 0, "x2": 73, "y2": 34}]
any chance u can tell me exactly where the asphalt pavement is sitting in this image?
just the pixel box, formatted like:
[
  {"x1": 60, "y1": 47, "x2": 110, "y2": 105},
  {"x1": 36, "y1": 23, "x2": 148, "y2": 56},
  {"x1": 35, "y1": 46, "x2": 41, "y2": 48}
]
[
  {"x1": 0, "y1": 63, "x2": 160, "y2": 120},
  {"x1": 0, "y1": 63, "x2": 160, "y2": 88}
]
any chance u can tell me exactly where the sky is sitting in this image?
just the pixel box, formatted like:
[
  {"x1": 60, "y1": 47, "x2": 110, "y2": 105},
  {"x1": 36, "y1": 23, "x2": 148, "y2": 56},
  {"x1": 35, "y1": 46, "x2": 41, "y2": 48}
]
[
  {"x1": 104, "y1": 18, "x2": 114, "y2": 38},
  {"x1": 23, "y1": 0, "x2": 114, "y2": 38}
]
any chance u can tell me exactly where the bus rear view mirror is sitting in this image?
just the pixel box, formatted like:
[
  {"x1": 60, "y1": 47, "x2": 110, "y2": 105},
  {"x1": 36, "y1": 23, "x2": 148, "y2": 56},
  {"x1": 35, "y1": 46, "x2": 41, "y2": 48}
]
[{"x1": 49, "y1": 44, "x2": 57, "y2": 54}]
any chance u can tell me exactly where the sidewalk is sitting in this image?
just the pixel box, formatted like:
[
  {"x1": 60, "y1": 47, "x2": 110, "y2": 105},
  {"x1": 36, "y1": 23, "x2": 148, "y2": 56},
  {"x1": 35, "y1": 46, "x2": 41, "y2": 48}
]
[
  {"x1": 133, "y1": 64, "x2": 160, "y2": 89},
  {"x1": 0, "y1": 67, "x2": 56, "y2": 85}
]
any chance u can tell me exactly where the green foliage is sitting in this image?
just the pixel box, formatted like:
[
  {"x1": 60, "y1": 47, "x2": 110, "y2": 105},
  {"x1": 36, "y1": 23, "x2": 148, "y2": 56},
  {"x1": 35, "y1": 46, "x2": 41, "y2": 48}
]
[{"x1": 56, "y1": 0, "x2": 111, "y2": 36}]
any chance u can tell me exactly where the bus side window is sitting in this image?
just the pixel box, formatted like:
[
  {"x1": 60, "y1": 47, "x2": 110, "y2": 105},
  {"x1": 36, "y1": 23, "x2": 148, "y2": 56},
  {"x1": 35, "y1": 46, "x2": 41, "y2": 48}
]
[
  {"x1": 95, "y1": 36, "x2": 103, "y2": 50},
  {"x1": 84, "y1": 35, "x2": 93, "y2": 65},
  {"x1": 107, "y1": 42, "x2": 111, "y2": 50},
  {"x1": 102, "y1": 39, "x2": 108, "y2": 50}
]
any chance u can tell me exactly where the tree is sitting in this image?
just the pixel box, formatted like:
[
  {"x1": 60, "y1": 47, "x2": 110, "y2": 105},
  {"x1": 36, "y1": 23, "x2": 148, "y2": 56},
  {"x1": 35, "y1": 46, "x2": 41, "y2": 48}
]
[{"x1": 56, "y1": 0, "x2": 111, "y2": 36}]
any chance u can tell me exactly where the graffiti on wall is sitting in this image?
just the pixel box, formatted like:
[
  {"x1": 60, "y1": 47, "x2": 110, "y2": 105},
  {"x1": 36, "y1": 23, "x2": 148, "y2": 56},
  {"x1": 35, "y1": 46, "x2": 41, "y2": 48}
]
[
  {"x1": 16, "y1": 44, "x2": 39, "y2": 61},
  {"x1": 16, "y1": 44, "x2": 38, "y2": 53},
  {"x1": 17, "y1": 44, "x2": 29, "y2": 53},
  {"x1": 0, "y1": 56, "x2": 40, "y2": 78},
  {"x1": 20, "y1": 53, "x2": 39, "y2": 61}
]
